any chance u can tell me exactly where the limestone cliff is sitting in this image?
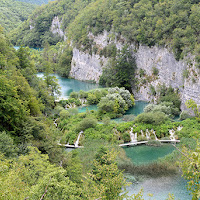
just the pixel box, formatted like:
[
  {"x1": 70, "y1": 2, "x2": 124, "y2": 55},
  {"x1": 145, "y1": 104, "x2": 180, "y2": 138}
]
[
  {"x1": 50, "y1": 16, "x2": 66, "y2": 40},
  {"x1": 68, "y1": 31, "x2": 200, "y2": 108},
  {"x1": 134, "y1": 45, "x2": 200, "y2": 109},
  {"x1": 70, "y1": 48, "x2": 107, "y2": 83}
]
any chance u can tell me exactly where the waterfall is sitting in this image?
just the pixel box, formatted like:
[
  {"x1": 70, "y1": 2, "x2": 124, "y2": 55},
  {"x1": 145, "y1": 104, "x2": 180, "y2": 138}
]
[{"x1": 74, "y1": 131, "x2": 83, "y2": 147}]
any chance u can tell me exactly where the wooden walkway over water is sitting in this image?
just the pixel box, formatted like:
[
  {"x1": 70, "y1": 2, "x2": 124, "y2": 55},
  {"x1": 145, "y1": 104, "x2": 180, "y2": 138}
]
[
  {"x1": 119, "y1": 140, "x2": 180, "y2": 147},
  {"x1": 58, "y1": 143, "x2": 84, "y2": 148},
  {"x1": 59, "y1": 139, "x2": 180, "y2": 149}
]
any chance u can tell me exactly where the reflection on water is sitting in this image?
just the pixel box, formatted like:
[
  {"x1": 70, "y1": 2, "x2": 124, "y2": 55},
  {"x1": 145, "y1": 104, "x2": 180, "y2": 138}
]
[
  {"x1": 37, "y1": 73, "x2": 102, "y2": 98},
  {"x1": 124, "y1": 145, "x2": 191, "y2": 200},
  {"x1": 124, "y1": 144, "x2": 175, "y2": 165},
  {"x1": 126, "y1": 175, "x2": 191, "y2": 200}
]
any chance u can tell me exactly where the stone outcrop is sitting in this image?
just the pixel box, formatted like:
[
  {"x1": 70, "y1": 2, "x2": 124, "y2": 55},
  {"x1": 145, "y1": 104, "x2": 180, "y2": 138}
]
[
  {"x1": 134, "y1": 45, "x2": 200, "y2": 109},
  {"x1": 50, "y1": 16, "x2": 66, "y2": 40},
  {"x1": 70, "y1": 48, "x2": 107, "y2": 83},
  {"x1": 69, "y1": 31, "x2": 200, "y2": 108}
]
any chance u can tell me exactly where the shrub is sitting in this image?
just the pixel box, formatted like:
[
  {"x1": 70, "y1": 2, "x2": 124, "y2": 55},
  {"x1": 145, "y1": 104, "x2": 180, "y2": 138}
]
[
  {"x1": 150, "y1": 85, "x2": 156, "y2": 96},
  {"x1": 102, "y1": 116, "x2": 111, "y2": 125},
  {"x1": 152, "y1": 67, "x2": 159, "y2": 76},
  {"x1": 137, "y1": 135, "x2": 147, "y2": 141},
  {"x1": 134, "y1": 111, "x2": 169, "y2": 125},
  {"x1": 59, "y1": 100, "x2": 68, "y2": 107},
  {"x1": 144, "y1": 104, "x2": 156, "y2": 113},
  {"x1": 139, "y1": 69, "x2": 145, "y2": 77},
  {"x1": 59, "y1": 109, "x2": 70, "y2": 119},
  {"x1": 79, "y1": 90, "x2": 88, "y2": 98},
  {"x1": 70, "y1": 91, "x2": 79, "y2": 99},
  {"x1": 180, "y1": 111, "x2": 191, "y2": 120},
  {"x1": 78, "y1": 117, "x2": 97, "y2": 131},
  {"x1": 75, "y1": 99, "x2": 81, "y2": 106},
  {"x1": 54, "y1": 106, "x2": 64, "y2": 114},
  {"x1": 68, "y1": 108, "x2": 78, "y2": 116},
  {"x1": 122, "y1": 132, "x2": 130, "y2": 143},
  {"x1": 87, "y1": 93, "x2": 97, "y2": 104}
]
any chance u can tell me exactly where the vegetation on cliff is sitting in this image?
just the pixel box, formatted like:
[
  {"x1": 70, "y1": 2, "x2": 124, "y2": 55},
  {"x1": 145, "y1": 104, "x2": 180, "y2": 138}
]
[{"x1": 10, "y1": 0, "x2": 200, "y2": 65}]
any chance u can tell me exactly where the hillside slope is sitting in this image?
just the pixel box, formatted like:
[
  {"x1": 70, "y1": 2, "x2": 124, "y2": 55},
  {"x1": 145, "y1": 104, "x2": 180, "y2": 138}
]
[
  {"x1": 0, "y1": 0, "x2": 37, "y2": 32},
  {"x1": 10, "y1": 0, "x2": 200, "y2": 108},
  {"x1": 11, "y1": 0, "x2": 200, "y2": 61}
]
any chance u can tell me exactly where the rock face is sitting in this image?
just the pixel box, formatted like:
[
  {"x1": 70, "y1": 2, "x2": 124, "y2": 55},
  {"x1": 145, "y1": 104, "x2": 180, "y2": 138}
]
[
  {"x1": 70, "y1": 48, "x2": 107, "y2": 83},
  {"x1": 50, "y1": 16, "x2": 66, "y2": 40},
  {"x1": 134, "y1": 45, "x2": 200, "y2": 109},
  {"x1": 69, "y1": 31, "x2": 200, "y2": 108}
]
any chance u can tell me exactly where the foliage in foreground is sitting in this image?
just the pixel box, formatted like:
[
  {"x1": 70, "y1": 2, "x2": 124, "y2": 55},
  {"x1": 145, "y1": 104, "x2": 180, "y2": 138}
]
[{"x1": 179, "y1": 142, "x2": 200, "y2": 200}]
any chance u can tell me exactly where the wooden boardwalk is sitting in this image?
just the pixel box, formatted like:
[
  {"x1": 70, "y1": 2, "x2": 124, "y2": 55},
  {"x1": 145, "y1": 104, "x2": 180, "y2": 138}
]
[
  {"x1": 58, "y1": 143, "x2": 84, "y2": 148},
  {"x1": 119, "y1": 140, "x2": 180, "y2": 147},
  {"x1": 119, "y1": 141, "x2": 148, "y2": 147}
]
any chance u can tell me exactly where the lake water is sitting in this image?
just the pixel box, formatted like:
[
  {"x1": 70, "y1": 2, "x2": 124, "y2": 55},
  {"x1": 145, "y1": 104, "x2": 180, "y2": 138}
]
[
  {"x1": 78, "y1": 101, "x2": 148, "y2": 115},
  {"x1": 49, "y1": 73, "x2": 191, "y2": 199},
  {"x1": 14, "y1": 46, "x2": 43, "y2": 51},
  {"x1": 124, "y1": 145, "x2": 191, "y2": 200},
  {"x1": 37, "y1": 73, "x2": 101, "y2": 98},
  {"x1": 124, "y1": 144, "x2": 175, "y2": 165}
]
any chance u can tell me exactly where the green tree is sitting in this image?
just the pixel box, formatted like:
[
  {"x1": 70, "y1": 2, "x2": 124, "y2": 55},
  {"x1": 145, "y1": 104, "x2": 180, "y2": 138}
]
[
  {"x1": 57, "y1": 46, "x2": 73, "y2": 77},
  {"x1": 186, "y1": 99, "x2": 200, "y2": 121},
  {"x1": 179, "y1": 142, "x2": 200, "y2": 200},
  {"x1": 84, "y1": 147, "x2": 128, "y2": 200},
  {"x1": 100, "y1": 46, "x2": 136, "y2": 91},
  {"x1": 0, "y1": 74, "x2": 28, "y2": 132}
]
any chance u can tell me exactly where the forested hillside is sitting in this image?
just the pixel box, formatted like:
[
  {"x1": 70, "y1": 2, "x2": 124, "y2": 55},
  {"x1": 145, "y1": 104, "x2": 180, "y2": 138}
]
[
  {"x1": 1, "y1": 0, "x2": 200, "y2": 196},
  {"x1": 11, "y1": 0, "x2": 200, "y2": 62},
  {"x1": 0, "y1": 0, "x2": 37, "y2": 32},
  {"x1": 15, "y1": 0, "x2": 54, "y2": 5},
  {"x1": 0, "y1": 26, "x2": 133, "y2": 199}
]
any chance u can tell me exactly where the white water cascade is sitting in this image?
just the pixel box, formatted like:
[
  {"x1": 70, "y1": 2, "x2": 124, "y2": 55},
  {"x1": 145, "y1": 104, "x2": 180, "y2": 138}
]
[
  {"x1": 74, "y1": 131, "x2": 83, "y2": 147},
  {"x1": 146, "y1": 129, "x2": 151, "y2": 140},
  {"x1": 151, "y1": 129, "x2": 158, "y2": 140},
  {"x1": 130, "y1": 128, "x2": 137, "y2": 142},
  {"x1": 169, "y1": 129, "x2": 176, "y2": 141}
]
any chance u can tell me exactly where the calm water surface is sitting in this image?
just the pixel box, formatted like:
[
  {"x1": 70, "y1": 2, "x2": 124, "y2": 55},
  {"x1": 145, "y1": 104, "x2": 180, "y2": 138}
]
[
  {"x1": 78, "y1": 101, "x2": 148, "y2": 117},
  {"x1": 37, "y1": 73, "x2": 101, "y2": 98},
  {"x1": 124, "y1": 144, "x2": 175, "y2": 165},
  {"x1": 50, "y1": 73, "x2": 190, "y2": 199},
  {"x1": 124, "y1": 145, "x2": 191, "y2": 200}
]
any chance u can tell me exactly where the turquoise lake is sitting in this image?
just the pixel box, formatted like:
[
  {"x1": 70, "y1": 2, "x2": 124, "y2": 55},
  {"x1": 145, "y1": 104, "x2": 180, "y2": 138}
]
[
  {"x1": 124, "y1": 144, "x2": 175, "y2": 165},
  {"x1": 37, "y1": 73, "x2": 190, "y2": 199},
  {"x1": 37, "y1": 73, "x2": 101, "y2": 98},
  {"x1": 124, "y1": 145, "x2": 191, "y2": 200}
]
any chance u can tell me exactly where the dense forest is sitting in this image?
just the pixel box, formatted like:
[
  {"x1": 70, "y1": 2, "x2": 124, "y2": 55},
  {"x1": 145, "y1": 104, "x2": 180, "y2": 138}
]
[
  {"x1": 1, "y1": 0, "x2": 200, "y2": 199},
  {"x1": 0, "y1": 0, "x2": 37, "y2": 32},
  {"x1": 11, "y1": 0, "x2": 200, "y2": 63},
  {"x1": 0, "y1": 26, "x2": 132, "y2": 199},
  {"x1": 0, "y1": 24, "x2": 199, "y2": 198}
]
